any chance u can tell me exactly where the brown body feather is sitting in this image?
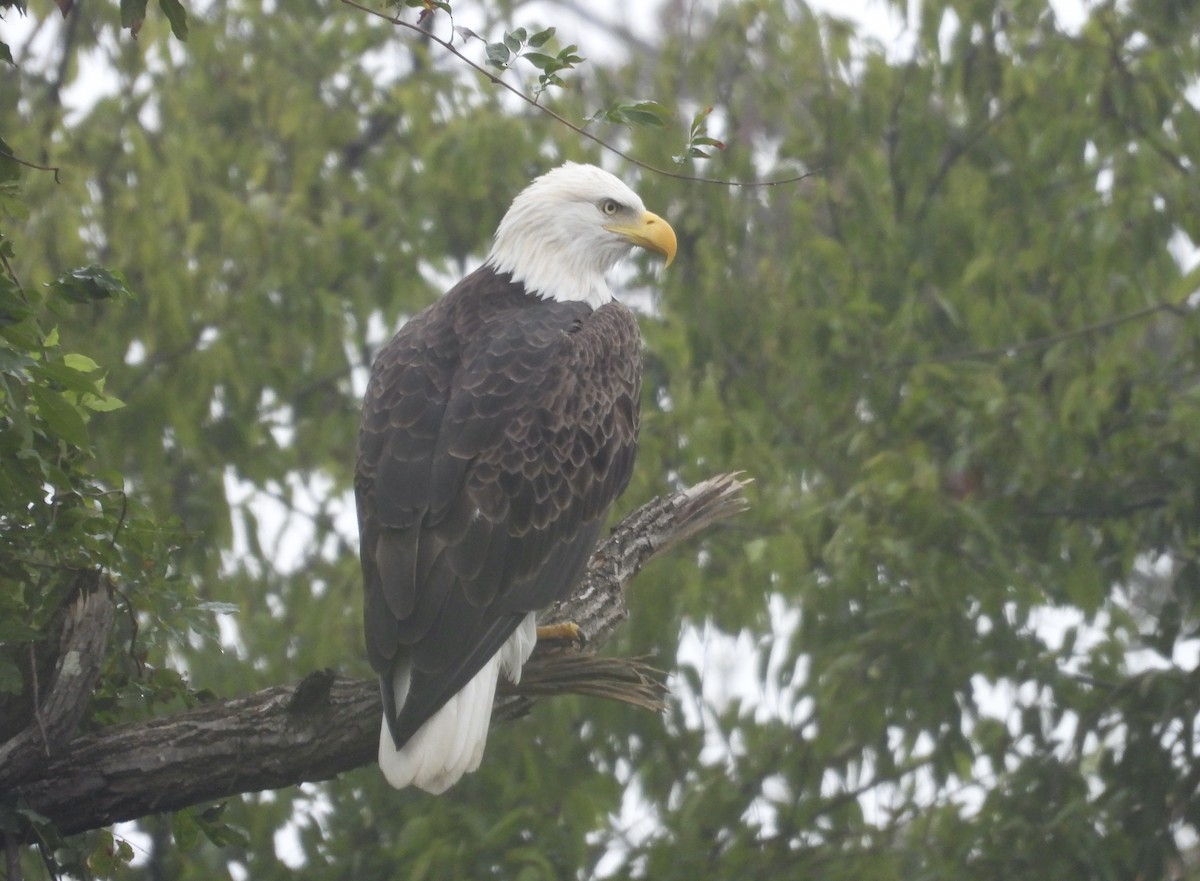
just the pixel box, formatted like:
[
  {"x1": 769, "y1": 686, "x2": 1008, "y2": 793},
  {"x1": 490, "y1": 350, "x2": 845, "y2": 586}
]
[{"x1": 356, "y1": 266, "x2": 641, "y2": 748}]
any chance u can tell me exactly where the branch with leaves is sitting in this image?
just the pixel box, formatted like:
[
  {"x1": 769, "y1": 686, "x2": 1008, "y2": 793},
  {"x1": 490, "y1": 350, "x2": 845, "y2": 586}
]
[
  {"x1": 459, "y1": 24, "x2": 581, "y2": 101},
  {"x1": 341, "y1": 0, "x2": 813, "y2": 187},
  {"x1": 894, "y1": 294, "x2": 1198, "y2": 368}
]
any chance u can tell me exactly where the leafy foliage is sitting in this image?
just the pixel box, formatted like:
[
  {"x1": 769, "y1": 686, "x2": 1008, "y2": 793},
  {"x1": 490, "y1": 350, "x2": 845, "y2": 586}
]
[
  {"x1": 0, "y1": 146, "x2": 196, "y2": 878},
  {"x1": 466, "y1": 24, "x2": 583, "y2": 100},
  {"x1": 587, "y1": 100, "x2": 671, "y2": 130},
  {"x1": 674, "y1": 106, "x2": 724, "y2": 162},
  {"x1": 5, "y1": 0, "x2": 1200, "y2": 878},
  {"x1": 117, "y1": 0, "x2": 188, "y2": 39}
]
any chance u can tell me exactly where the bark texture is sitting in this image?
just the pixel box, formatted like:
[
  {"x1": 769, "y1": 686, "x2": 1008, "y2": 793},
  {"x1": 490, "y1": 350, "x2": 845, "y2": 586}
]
[
  {"x1": 0, "y1": 579, "x2": 114, "y2": 788},
  {"x1": 2, "y1": 474, "x2": 749, "y2": 836}
]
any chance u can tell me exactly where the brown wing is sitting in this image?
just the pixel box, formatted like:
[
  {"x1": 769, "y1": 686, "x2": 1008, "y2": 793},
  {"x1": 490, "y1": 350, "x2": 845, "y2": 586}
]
[{"x1": 356, "y1": 267, "x2": 641, "y2": 748}]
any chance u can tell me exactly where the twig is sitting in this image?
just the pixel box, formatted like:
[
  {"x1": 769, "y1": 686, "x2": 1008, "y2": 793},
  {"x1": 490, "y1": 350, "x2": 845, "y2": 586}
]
[
  {"x1": 28, "y1": 643, "x2": 49, "y2": 754},
  {"x1": 499, "y1": 654, "x2": 668, "y2": 712},
  {"x1": 911, "y1": 97, "x2": 1024, "y2": 227},
  {"x1": 0, "y1": 244, "x2": 31, "y2": 305},
  {"x1": 894, "y1": 298, "x2": 1193, "y2": 368},
  {"x1": 110, "y1": 582, "x2": 145, "y2": 677},
  {"x1": 0, "y1": 149, "x2": 62, "y2": 184},
  {"x1": 38, "y1": 0, "x2": 83, "y2": 154},
  {"x1": 1099, "y1": 19, "x2": 1191, "y2": 178},
  {"x1": 99, "y1": 489, "x2": 129, "y2": 552},
  {"x1": 338, "y1": 0, "x2": 815, "y2": 188}
]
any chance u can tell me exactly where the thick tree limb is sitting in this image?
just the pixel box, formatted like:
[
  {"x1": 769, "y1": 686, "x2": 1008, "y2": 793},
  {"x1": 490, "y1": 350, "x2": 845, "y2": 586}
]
[
  {"x1": 7, "y1": 474, "x2": 749, "y2": 836},
  {"x1": 0, "y1": 579, "x2": 114, "y2": 788}
]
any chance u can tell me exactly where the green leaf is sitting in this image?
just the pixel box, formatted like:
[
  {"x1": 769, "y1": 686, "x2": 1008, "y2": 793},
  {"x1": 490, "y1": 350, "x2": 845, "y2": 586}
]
[
  {"x1": 157, "y1": 0, "x2": 189, "y2": 39},
  {"x1": 86, "y1": 829, "x2": 135, "y2": 875},
  {"x1": 82, "y1": 393, "x2": 125, "y2": 412},
  {"x1": 522, "y1": 52, "x2": 557, "y2": 71},
  {"x1": 588, "y1": 103, "x2": 627, "y2": 126},
  {"x1": 171, "y1": 807, "x2": 201, "y2": 850},
  {"x1": 0, "y1": 345, "x2": 33, "y2": 376},
  {"x1": 0, "y1": 39, "x2": 12, "y2": 66},
  {"x1": 196, "y1": 803, "x2": 249, "y2": 847},
  {"x1": 1, "y1": 317, "x2": 41, "y2": 348},
  {"x1": 32, "y1": 360, "x2": 102, "y2": 395},
  {"x1": 119, "y1": 0, "x2": 149, "y2": 34},
  {"x1": 690, "y1": 105, "x2": 714, "y2": 134},
  {"x1": 587, "y1": 101, "x2": 671, "y2": 129},
  {"x1": 48, "y1": 265, "x2": 133, "y2": 304},
  {"x1": 620, "y1": 101, "x2": 671, "y2": 128},
  {"x1": 0, "y1": 184, "x2": 27, "y2": 222},
  {"x1": 29, "y1": 384, "x2": 90, "y2": 448},
  {"x1": 63, "y1": 352, "x2": 100, "y2": 373},
  {"x1": 527, "y1": 27, "x2": 555, "y2": 48},
  {"x1": 485, "y1": 42, "x2": 511, "y2": 67}
]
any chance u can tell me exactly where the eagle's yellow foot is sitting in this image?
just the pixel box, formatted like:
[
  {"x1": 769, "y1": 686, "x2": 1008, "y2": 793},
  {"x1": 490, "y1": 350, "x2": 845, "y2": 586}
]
[{"x1": 536, "y1": 621, "x2": 587, "y2": 648}]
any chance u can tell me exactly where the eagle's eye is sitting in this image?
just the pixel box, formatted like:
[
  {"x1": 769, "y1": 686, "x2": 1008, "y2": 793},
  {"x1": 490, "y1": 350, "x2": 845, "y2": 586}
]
[{"x1": 600, "y1": 199, "x2": 621, "y2": 216}]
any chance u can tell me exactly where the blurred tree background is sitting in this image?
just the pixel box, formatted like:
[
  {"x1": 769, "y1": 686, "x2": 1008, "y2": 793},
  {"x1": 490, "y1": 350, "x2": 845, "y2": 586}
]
[{"x1": 4, "y1": 0, "x2": 1200, "y2": 877}]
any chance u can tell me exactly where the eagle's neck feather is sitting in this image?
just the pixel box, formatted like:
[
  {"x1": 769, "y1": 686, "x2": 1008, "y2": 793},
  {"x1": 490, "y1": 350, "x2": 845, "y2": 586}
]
[{"x1": 484, "y1": 243, "x2": 614, "y2": 310}]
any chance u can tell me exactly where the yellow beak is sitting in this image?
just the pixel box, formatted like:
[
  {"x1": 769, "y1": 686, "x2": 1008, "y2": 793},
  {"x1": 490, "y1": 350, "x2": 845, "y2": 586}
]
[{"x1": 606, "y1": 210, "x2": 677, "y2": 267}]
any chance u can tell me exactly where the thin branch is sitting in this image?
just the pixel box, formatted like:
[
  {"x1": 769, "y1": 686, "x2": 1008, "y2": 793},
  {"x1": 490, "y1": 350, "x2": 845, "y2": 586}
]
[
  {"x1": 0, "y1": 148, "x2": 62, "y2": 184},
  {"x1": 29, "y1": 0, "x2": 85, "y2": 159},
  {"x1": 110, "y1": 583, "x2": 145, "y2": 678},
  {"x1": 498, "y1": 654, "x2": 667, "y2": 713},
  {"x1": 894, "y1": 298, "x2": 1193, "y2": 368},
  {"x1": 911, "y1": 97, "x2": 1024, "y2": 227},
  {"x1": 338, "y1": 0, "x2": 814, "y2": 188},
  {"x1": 883, "y1": 64, "x2": 912, "y2": 224},
  {"x1": 1024, "y1": 495, "x2": 1168, "y2": 520},
  {"x1": 27, "y1": 643, "x2": 48, "y2": 753},
  {"x1": 0, "y1": 243, "x2": 31, "y2": 305},
  {"x1": 1099, "y1": 19, "x2": 1191, "y2": 178}
]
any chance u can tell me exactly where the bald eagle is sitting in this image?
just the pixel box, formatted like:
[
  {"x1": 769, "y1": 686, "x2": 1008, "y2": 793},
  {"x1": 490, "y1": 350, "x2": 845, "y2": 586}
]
[{"x1": 356, "y1": 163, "x2": 677, "y2": 792}]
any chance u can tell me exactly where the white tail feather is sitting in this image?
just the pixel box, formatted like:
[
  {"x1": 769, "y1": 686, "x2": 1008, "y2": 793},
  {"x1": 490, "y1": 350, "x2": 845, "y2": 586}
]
[{"x1": 378, "y1": 613, "x2": 538, "y2": 793}]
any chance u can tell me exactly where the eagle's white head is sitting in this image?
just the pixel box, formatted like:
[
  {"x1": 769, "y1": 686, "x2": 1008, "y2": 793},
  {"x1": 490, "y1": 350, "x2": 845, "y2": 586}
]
[{"x1": 485, "y1": 162, "x2": 677, "y2": 309}]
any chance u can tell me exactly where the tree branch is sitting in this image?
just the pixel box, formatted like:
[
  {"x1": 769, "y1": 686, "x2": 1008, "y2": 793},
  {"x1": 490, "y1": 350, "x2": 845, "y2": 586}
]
[
  {"x1": 7, "y1": 474, "x2": 751, "y2": 837},
  {"x1": 892, "y1": 297, "x2": 1194, "y2": 368},
  {"x1": 0, "y1": 147, "x2": 62, "y2": 184},
  {"x1": 338, "y1": 0, "x2": 813, "y2": 188},
  {"x1": 0, "y1": 578, "x2": 114, "y2": 789}
]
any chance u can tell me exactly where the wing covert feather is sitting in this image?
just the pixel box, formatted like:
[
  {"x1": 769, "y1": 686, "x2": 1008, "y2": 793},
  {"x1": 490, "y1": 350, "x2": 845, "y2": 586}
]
[{"x1": 356, "y1": 267, "x2": 641, "y2": 748}]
